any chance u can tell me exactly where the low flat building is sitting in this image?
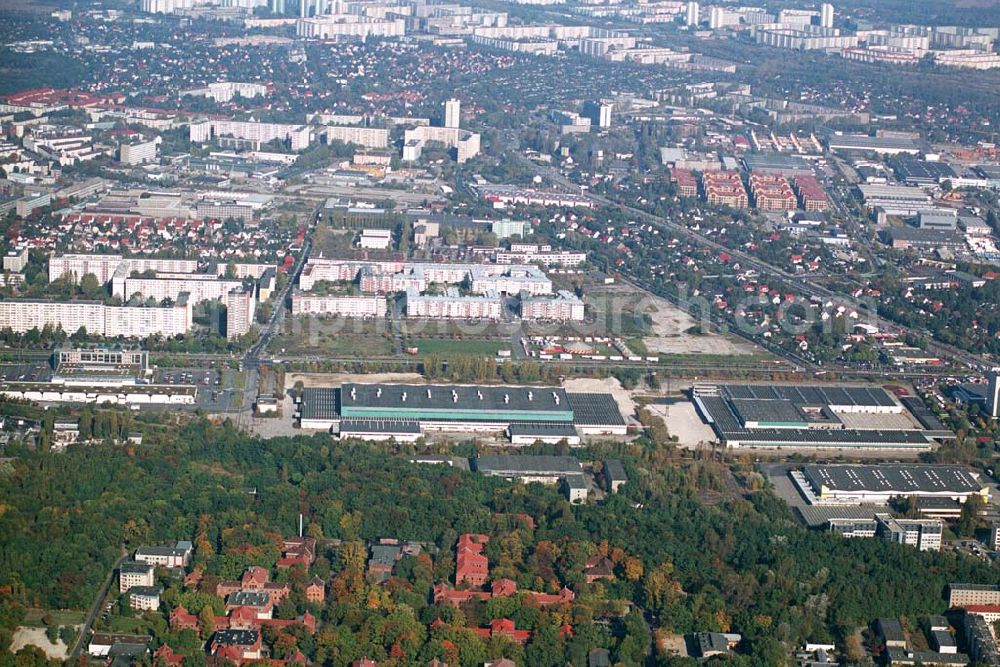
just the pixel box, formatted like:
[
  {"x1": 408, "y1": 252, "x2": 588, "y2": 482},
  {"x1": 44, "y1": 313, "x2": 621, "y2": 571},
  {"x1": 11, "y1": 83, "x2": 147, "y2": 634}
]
[
  {"x1": 475, "y1": 454, "x2": 583, "y2": 484},
  {"x1": 693, "y1": 383, "x2": 938, "y2": 451},
  {"x1": 135, "y1": 541, "x2": 192, "y2": 568},
  {"x1": 603, "y1": 459, "x2": 627, "y2": 492},
  {"x1": 798, "y1": 464, "x2": 988, "y2": 505},
  {"x1": 886, "y1": 648, "x2": 968, "y2": 665},
  {"x1": 298, "y1": 384, "x2": 626, "y2": 437},
  {"x1": 827, "y1": 134, "x2": 924, "y2": 155},
  {"x1": 562, "y1": 474, "x2": 589, "y2": 503},
  {"x1": 508, "y1": 422, "x2": 581, "y2": 446},
  {"x1": 337, "y1": 419, "x2": 422, "y2": 443}
]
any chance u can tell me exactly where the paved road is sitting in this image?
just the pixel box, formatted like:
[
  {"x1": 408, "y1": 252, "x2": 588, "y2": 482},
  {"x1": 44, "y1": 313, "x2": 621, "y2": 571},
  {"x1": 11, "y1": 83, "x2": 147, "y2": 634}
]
[
  {"x1": 232, "y1": 230, "x2": 312, "y2": 430},
  {"x1": 70, "y1": 549, "x2": 127, "y2": 658}
]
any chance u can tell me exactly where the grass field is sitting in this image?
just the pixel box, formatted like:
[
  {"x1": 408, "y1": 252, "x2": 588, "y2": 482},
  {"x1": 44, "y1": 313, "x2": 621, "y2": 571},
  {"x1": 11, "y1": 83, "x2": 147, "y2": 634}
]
[
  {"x1": 406, "y1": 338, "x2": 509, "y2": 357},
  {"x1": 21, "y1": 609, "x2": 86, "y2": 628},
  {"x1": 270, "y1": 314, "x2": 396, "y2": 358}
]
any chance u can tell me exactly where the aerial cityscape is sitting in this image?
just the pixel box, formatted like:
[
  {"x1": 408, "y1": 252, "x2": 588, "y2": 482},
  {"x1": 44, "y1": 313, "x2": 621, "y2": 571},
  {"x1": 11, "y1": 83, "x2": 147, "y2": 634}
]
[{"x1": 2, "y1": 0, "x2": 1000, "y2": 664}]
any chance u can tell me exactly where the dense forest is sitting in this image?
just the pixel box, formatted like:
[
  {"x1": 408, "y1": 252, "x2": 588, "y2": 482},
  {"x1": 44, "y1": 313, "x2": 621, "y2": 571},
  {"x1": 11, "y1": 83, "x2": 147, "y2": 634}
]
[{"x1": 1, "y1": 419, "x2": 999, "y2": 666}]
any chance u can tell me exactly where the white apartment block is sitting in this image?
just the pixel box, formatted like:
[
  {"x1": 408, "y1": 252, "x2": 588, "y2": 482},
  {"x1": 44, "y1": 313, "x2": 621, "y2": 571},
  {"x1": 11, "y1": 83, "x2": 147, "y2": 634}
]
[
  {"x1": 405, "y1": 288, "x2": 503, "y2": 320},
  {"x1": 134, "y1": 542, "x2": 192, "y2": 568},
  {"x1": 520, "y1": 290, "x2": 585, "y2": 321},
  {"x1": 401, "y1": 126, "x2": 481, "y2": 163},
  {"x1": 296, "y1": 14, "x2": 406, "y2": 38},
  {"x1": 496, "y1": 247, "x2": 587, "y2": 267},
  {"x1": 299, "y1": 258, "x2": 552, "y2": 295},
  {"x1": 119, "y1": 561, "x2": 155, "y2": 593},
  {"x1": 140, "y1": 0, "x2": 199, "y2": 12},
  {"x1": 933, "y1": 49, "x2": 1000, "y2": 69},
  {"x1": 291, "y1": 293, "x2": 386, "y2": 317},
  {"x1": 469, "y1": 266, "x2": 550, "y2": 296},
  {"x1": 119, "y1": 138, "x2": 159, "y2": 166},
  {"x1": 128, "y1": 587, "x2": 161, "y2": 611},
  {"x1": 181, "y1": 82, "x2": 268, "y2": 102},
  {"x1": 948, "y1": 584, "x2": 1000, "y2": 608},
  {"x1": 114, "y1": 273, "x2": 245, "y2": 306},
  {"x1": 3, "y1": 247, "x2": 29, "y2": 273},
  {"x1": 224, "y1": 286, "x2": 256, "y2": 340},
  {"x1": 49, "y1": 254, "x2": 200, "y2": 285},
  {"x1": 0, "y1": 297, "x2": 192, "y2": 338},
  {"x1": 323, "y1": 125, "x2": 390, "y2": 149},
  {"x1": 215, "y1": 263, "x2": 276, "y2": 280},
  {"x1": 189, "y1": 119, "x2": 312, "y2": 151}
]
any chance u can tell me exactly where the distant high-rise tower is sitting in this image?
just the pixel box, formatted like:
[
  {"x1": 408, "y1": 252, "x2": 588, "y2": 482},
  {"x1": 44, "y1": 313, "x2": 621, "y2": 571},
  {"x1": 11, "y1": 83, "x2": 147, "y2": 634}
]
[
  {"x1": 820, "y1": 2, "x2": 834, "y2": 28},
  {"x1": 444, "y1": 98, "x2": 461, "y2": 129},
  {"x1": 685, "y1": 1, "x2": 700, "y2": 27},
  {"x1": 708, "y1": 6, "x2": 724, "y2": 29},
  {"x1": 582, "y1": 100, "x2": 612, "y2": 129},
  {"x1": 988, "y1": 369, "x2": 1000, "y2": 419},
  {"x1": 270, "y1": 0, "x2": 286, "y2": 13}
]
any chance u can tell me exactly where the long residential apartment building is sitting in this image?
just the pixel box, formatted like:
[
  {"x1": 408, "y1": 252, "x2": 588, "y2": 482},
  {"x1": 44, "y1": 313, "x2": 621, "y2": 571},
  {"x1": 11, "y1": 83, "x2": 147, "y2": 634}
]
[
  {"x1": 322, "y1": 125, "x2": 390, "y2": 149},
  {"x1": 49, "y1": 254, "x2": 199, "y2": 284},
  {"x1": 948, "y1": 584, "x2": 1000, "y2": 608},
  {"x1": 299, "y1": 258, "x2": 552, "y2": 295},
  {"x1": 113, "y1": 270, "x2": 245, "y2": 306},
  {"x1": 291, "y1": 293, "x2": 387, "y2": 317},
  {"x1": 296, "y1": 14, "x2": 406, "y2": 39},
  {"x1": 495, "y1": 244, "x2": 587, "y2": 267},
  {"x1": 189, "y1": 119, "x2": 312, "y2": 151},
  {"x1": 520, "y1": 290, "x2": 585, "y2": 321},
  {"x1": 404, "y1": 288, "x2": 503, "y2": 320},
  {"x1": 0, "y1": 296, "x2": 192, "y2": 338}
]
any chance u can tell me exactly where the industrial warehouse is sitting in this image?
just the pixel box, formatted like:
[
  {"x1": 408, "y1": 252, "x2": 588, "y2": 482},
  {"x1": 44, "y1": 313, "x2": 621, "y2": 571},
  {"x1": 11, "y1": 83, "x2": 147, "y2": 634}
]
[
  {"x1": 792, "y1": 464, "x2": 990, "y2": 506},
  {"x1": 691, "y1": 383, "x2": 951, "y2": 450},
  {"x1": 297, "y1": 383, "x2": 628, "y2": 443}
]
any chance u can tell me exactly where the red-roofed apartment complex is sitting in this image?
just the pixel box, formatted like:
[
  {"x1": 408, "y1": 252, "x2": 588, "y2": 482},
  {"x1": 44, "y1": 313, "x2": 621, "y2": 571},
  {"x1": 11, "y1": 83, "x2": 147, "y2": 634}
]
[
  {"x1": 749, "y1": 173, "x2": 798, "y2": 212},
  {"x1": 702, "y1": 171, "x2": 749, "y2": 209},
  {"x1": 793, "y1": 175, "x2": 830, "y2": 212}
]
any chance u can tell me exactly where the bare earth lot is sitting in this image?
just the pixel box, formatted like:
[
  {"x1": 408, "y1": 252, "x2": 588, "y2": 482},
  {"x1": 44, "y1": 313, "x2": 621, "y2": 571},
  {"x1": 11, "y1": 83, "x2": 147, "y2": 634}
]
[
  {"x1": 644, "y1": 400, "x2": 717, "y2": 448},
  {"x1": 642, "y1": 295, "x2": 758, "y2": 356},
  {"x1": 10, "y1": 627, "x2": 74, "y2": 660}
]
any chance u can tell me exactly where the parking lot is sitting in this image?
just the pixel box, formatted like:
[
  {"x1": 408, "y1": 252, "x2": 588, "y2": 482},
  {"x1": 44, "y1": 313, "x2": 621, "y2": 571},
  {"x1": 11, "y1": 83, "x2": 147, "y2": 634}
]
[
  {"x1": 150, "y1": 368, "x2": 241, "y2": 413},
  {"x1": 0, "y1": 362, "x2": 53, "y2": 383}
]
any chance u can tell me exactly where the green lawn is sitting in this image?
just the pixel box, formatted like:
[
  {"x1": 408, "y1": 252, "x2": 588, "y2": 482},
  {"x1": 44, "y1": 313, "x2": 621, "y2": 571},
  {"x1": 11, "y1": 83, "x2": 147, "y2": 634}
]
[
  {"x1": 22, "y1": 609, "x2": 86, "y2": 627},
  {"x1": 406, "y1": 338, "x2": 509, "y2": 357}
]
